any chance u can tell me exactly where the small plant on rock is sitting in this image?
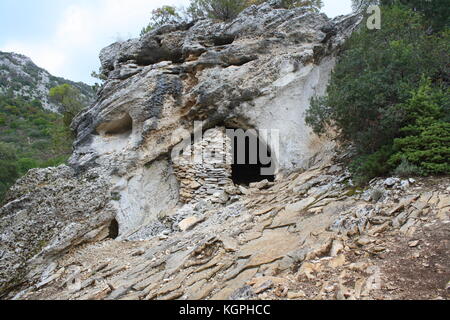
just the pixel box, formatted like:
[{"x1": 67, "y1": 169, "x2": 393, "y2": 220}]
[
  {"x1": 393, "y1": 158, "x2": 422, "y2": 178},
  {"x1": 370, "y1": 188, "x2": 384, "y2": 202}
]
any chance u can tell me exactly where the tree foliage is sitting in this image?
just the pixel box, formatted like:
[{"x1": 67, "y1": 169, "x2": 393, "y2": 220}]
[
  {"x1": 389, "y1": 79, "x2": 450, "y2": 175},
  {"x1": 402, "y1": 0, "x2": 450, "y2": 31},
  {"x1": 0, "y1": 142, "x2": 19, "y2": 203},
  {"x1": 0, "y1": 94, "x2": 73, "y2": 202},
  {"x1": 187, "y1": 0, "x2": 246, "y2": 21},
  {"x1": 305, "y1": 4, "x2": 450, "y2": 184},
  {"x1": 187, "y1": 0, "x2": 324, "y2": 20},
  {"x1": 352, "y1": 0, "x2": 449, "y2": 31},
  {"x1": 278, "y1": 0, "x2": 324, "y2": 11},
  {"x1": 0, "y1": 84, "x2": 88, "y2": 202},
  {"x1": 140, "y1": 5, "x2": 185, "y2": 36},
  {"x1": 49, "y1": 84, "x2": 85, "y2": 128}
]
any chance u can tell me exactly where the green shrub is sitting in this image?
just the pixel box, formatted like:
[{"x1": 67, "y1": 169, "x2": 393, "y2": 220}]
[
  {"x1": 140, "y1": 5, "x2": 184, "y2": 36},
  {"x1": 278, "y1": 0, "x2": 323, "y2": 10},
  {"x1": 188, "y1": 0, "x2": 323, "y2": 20},
  {"x1": 140, "y1": 0, "x2": 325, "y2": 36},
  {"x1": 187, "y1": 0, "x2": 248, "y2": 21},
  {"x1": 49, "y1": 84, "x2": 85, "y2": 128},
  {"x1": 390, "y1": 121, "x2": 450, "y2": 175},
  {"x1": 0, "y1": 142, "x2": 19, "y2": 203},
  {"x1": 350, "y1": 145, "x2": 394, "y2": 186},
  {"x1": 353, "y1": 1, "x2": 449, "y2": 31},
  {"x1": 17, "y1": 158, "x2": 39, "y2": 175},
  {"x1": 393, "y1": 158, "x2": 422, "y2": 177},
  {"x1": 0, "y1": 88, "x2": 86, "y2": 202},
  {"x1": 307, "y1": 6, "x2": 448, "y2": 152},
  {"x1": 305, "y1": 4, "x2": 449, "y2": 184},
  {"x1": 371, "y1": 188, "x2": 385, "y2": 202},
  {"x1": 389, "y1": 79, "x2": 450, "y2": 175}
]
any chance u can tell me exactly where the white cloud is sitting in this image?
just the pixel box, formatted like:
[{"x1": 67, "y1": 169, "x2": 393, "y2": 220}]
[
  {"x1": 322, "y1": 0, "x2": 352, "y2": 18},
  {"x1": 56, "y1": 0, "x2": 190, "y2": 45},
  {"x1": 57, "y1": 5, "x2": 95, "y2": 47},
  {"x1": 1, "y1": 0, "x2": 351, "y2": 83},
  {"x1": 1, "y1": 41, "x2": 66, "y2": 75},
  {"x1": 2, "y1": 0, "x2": 190, "y2": 83}
]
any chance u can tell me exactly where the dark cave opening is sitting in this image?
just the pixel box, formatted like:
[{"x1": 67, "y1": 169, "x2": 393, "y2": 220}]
[
  {"x1": 213, "y1": 35, "x2": 235, "y2": 46},
  {"x1": 108, "y1": 219, "x2": 119, "y2": 239},
  {"x1": 229, "y1": 130, "x2": 275, "y2": 186}
]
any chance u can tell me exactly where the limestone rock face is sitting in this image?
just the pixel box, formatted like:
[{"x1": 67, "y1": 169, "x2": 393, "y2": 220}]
[
  {"x1": 0, "y1": 2, "x2": 362, "y2": 296},
  {"x1": 0, "y1": 166, "x2": 115, "y2": 295}
]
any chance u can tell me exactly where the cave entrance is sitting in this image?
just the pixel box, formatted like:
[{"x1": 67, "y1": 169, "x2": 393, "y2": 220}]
[
  {"x1": 108, "y1": 219, "x2": 119, "y2": 239},
  {"x1": 228, "y1": 129, "x2": 275, "y2": 186}
]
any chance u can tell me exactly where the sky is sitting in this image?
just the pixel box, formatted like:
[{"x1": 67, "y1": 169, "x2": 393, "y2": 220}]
[{"x1": 0, "y1": 0, "x2": 352, "y2": 85}]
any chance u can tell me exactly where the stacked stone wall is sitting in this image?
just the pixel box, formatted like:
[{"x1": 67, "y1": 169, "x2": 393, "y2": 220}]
[{"x1": 173, "y1": 127, "x2": 238, "y2": 203}]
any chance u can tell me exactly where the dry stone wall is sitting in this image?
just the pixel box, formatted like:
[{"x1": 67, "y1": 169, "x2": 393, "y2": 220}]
[{"x1": 173, "y1": 127, "x2": 237, "y2": 204}]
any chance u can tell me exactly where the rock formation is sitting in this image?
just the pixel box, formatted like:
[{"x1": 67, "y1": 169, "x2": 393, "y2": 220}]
[
  {"x1": 0, "y1": 51, "x2": 94, "y2": 112},
  {"x1": 8, "y1": 167, "x2": 450, "y2": 300},
  {"x1": 7, "y1": 2, "x2": 445, "y2": 301}
]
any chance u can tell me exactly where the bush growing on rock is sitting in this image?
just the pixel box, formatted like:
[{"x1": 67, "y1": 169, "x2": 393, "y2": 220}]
[
  {"x1": 370, "y1": 188, "x2": 384, "y2": 202},
  {"x1": 140, "y1": 5, "x2": 185, "y2": 36},
  {"x1": 393, "y1": 158, "x2": 421, "y2": 178},
  {"x1": 140, "y1": 0, "x2": 325, "y2": 36},
  {"x1": 188, "y1": 0, "x2": 324, "y2": 20}
]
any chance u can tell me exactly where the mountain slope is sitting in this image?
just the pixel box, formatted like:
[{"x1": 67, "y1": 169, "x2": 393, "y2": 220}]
[
  {"x1": 0, "y1": 51, "x2": 95, "y2": 112},
  {"x1": 0, "y1": 51, "x2": 96, "y2": 203}
]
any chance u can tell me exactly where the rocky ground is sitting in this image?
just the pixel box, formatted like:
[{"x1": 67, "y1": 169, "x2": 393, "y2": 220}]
[{"x1": 12, "y1": 164, "x2": 449, "y2": 300}]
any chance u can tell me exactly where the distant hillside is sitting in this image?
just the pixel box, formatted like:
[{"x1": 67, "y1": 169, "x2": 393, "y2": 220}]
[
  {"x1": 0, "y1": 51, "x2": 96, "y2": 203},
  {"x1": 0, "y1": 51, "x2": 95, "y2": 112}
]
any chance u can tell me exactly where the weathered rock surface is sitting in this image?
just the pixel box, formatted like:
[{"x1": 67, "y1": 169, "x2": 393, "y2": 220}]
[
  {"x1": 0, "y1": 2, "x2": 366, "y2": 296},
  {"x1": 0, "y1": 166, "x2": 116, "y2": 295},
  {"x1": 10, "y1": 166, "x2": 449, "y2": 301}
]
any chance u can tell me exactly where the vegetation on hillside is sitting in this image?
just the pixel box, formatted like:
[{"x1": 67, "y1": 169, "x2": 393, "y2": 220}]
[
  {"x1": 0, "y1": 84, "x2": 87, "y2": 203},
  {"x1": 140, "y1": 5, "x2": 184, "y2": 36},
  {"x1": 0, "y1": 51, "x2": 94, "y2": 109},
  {"x1": 140, "y1": 0, "x2": 324, "y2": 35},
  {"x1": 353, "y1": 0, "x2": 450, "y2": 32},
  {"x1": 306, "y1": 2, "x2": 449, "y2": 185},
  {"x1": 0, "y1": 142, "x2": 19, "y2": 203},
  {"x1": 49, "y1": 84, "x2": 86, "y2": 128}
]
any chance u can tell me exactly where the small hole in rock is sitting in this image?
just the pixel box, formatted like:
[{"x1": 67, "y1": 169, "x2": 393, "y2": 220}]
[{"x1": 108, "y1": 219, "x2": 119, "y2": 239}]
